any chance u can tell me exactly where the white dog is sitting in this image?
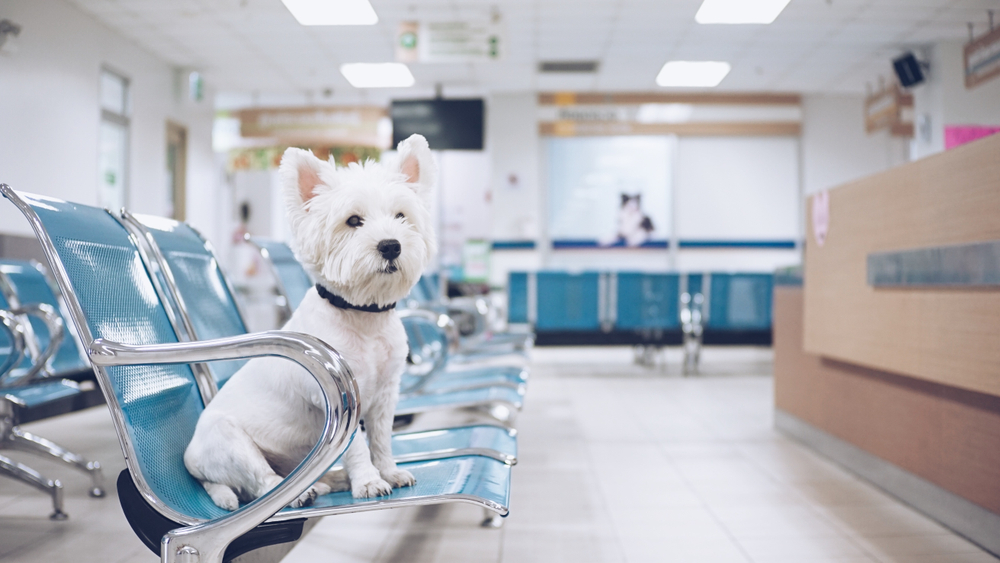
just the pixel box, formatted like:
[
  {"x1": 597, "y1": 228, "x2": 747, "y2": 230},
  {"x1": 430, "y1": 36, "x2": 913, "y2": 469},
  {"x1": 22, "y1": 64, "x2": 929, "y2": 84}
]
[{"x1": 184, "y1": 134, "x2": 437, "y2": 509}]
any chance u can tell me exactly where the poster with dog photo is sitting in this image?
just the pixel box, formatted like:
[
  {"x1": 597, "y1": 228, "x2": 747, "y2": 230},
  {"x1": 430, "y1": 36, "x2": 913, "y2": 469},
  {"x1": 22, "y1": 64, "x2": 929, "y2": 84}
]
[{"x1": 547, "y1": 136, "x2": 672, "y2": 247}]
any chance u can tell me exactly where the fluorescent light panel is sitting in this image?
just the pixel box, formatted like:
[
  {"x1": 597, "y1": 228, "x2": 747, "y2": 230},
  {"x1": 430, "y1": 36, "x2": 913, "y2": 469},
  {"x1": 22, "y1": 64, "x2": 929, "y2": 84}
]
[
  {"x1": 340, "y1": 63, "x2": 414, "y2": 88},
  {"x1": 282, "y1": 0, "x2": 378, "y2": 26},
  {"x1": 695, "y1": 0, "x2": 792, "y2": 24},
  {"x1": 656, "y1": 61, "x2": 731, "y2": 88}
]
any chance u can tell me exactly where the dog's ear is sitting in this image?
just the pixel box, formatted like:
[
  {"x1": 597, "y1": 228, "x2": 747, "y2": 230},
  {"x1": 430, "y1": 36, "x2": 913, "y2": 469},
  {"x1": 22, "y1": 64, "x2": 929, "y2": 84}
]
[
  {"x1": 620, "y1": 193, "x2": 629, "y2": 206},
  {"x1": 395, "y1": 134, "x2": 436, "y2": 201},
  {"x1": 279, "y1": 148, "x2": 332, "y2": 210}
]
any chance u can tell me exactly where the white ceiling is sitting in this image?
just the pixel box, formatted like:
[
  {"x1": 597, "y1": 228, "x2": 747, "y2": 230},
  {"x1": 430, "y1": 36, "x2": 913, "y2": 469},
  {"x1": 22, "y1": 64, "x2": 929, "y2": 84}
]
[{"x1": 65, "y1": 0, "x2": 999, "y2": 106}]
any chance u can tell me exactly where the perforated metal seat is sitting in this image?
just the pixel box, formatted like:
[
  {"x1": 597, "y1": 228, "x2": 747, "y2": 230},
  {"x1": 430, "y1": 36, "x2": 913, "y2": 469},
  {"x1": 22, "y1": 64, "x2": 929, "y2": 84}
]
[
  {"x1": 244, "y1": 235, "x2": 314, "y2": 316},
  {"x1": 1, "y1": 186, "x2": 511, "y2": 563}
]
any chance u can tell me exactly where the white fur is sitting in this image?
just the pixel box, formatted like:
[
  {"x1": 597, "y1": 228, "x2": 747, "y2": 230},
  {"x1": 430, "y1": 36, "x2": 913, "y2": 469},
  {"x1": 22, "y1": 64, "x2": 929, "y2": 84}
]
[{"x1": 184, "y1": 134, "x2": 437, "y2": 508}]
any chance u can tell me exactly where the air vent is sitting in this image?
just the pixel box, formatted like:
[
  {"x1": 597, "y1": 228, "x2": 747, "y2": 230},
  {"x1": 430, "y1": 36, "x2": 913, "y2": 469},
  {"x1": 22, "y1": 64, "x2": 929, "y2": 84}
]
[{"x1": 539, "y1": 61, "x2": 599, "y2": 73}]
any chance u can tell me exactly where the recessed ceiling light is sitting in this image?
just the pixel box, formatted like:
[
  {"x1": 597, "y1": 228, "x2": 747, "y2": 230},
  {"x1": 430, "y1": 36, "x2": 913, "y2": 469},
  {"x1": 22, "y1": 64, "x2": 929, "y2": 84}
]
[
  {"x1": 695, "y1": 0, "x2": 792, "y2": 24},
  {"x1": 340, "y1": 63, "x2": 415, "y2": 88},
  {"x1": 656, "y1": 61, "x2": 731, "y2": 88},
  {"x1": 281, "y1": 0, "x2": 378, "y2": 26}
]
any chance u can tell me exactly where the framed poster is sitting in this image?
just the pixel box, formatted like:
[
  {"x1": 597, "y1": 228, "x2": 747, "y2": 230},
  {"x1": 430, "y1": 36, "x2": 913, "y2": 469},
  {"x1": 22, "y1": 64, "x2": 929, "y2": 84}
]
[{"x1": 547, "y1": 136, "x2": 672, "y2": 247}]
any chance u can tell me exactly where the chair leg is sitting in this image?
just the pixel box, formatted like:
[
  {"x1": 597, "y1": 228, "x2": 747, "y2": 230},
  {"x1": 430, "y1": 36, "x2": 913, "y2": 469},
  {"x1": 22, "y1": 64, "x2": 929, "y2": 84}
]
[
  {"x1": 480, "y1": 507, "x2": 504, "y2": 528},
  {"x1": 0, "y1": 453, "x2": 67, "y2": 520},
  {"x1": 5, "y1": 427, "x2": 105, "y2": 497}
]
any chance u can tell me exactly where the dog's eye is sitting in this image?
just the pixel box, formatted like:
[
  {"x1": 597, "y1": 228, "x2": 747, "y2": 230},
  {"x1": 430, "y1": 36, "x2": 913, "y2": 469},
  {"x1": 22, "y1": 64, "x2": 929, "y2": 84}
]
[
  {"x1": 395, "y1": 213, "x2": 405, "y2": 220},
  {"x1": 346, "y1": 215, "x2": 363, "y2": 228}
]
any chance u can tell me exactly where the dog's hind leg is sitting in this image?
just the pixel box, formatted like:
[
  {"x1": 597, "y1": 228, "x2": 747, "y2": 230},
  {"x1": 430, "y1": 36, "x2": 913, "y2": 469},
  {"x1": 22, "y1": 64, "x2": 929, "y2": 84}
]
[
  {"x1": 185, "y1": 417, "x2": 323, "y2": 509},
  {"x1": 202, "y1": 481, "x2": 239, "y2": 511}
]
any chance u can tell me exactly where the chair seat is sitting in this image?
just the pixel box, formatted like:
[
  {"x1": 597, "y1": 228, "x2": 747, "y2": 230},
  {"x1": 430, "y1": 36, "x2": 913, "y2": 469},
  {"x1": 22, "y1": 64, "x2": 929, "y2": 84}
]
[
  {"x1": 396, "y1": 385, "x2": 524, "y2": 416},
  {"x1": 402, "y1": 365, "x2": 526, "y2": 395},
  {"x1": 390, "y1": 425, "x2": 517, "y2": 465},
  {"x1": 2, "y1": 379, "x2": 80, "y2": 408},
  {"x1": 281, "y1": 455, "x2": 510, "y2": 518}
]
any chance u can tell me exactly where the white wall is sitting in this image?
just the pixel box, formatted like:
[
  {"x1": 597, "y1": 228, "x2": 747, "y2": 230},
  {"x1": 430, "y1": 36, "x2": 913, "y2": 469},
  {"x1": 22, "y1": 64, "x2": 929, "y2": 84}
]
[
  {"x1": 800, "y1": 94, "x2": 909, "y2": 196},
  {"x1": 487, "y1": 93, "x2": 541, "y2": 242},
  {"x1": 675, "y1": 136, "x2": 799, "y2": 240},
  {"x1": 0, "y1": 0, "x2": 216, "y2": 241},
  {"x1": 911, "y1": 42, "x2": 1000, "y2": 159}
]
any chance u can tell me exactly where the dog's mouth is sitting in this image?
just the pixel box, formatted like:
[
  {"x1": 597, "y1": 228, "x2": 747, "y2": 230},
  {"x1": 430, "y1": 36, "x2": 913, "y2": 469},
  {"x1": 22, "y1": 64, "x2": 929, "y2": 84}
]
[{"x1": 381, "y1": 262, "x2": 399, "y2": 274}]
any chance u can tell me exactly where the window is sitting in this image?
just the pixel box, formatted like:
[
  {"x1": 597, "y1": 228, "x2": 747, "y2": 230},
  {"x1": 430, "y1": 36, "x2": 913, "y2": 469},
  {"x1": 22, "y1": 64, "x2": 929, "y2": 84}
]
[{"x1": 98, "y1": 69, "x2": 129, "y2": 210}]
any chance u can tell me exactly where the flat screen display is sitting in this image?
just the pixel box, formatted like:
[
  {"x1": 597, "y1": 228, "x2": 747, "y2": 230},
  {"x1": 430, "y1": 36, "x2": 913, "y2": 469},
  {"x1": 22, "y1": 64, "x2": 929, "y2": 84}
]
[{"x1": 391, "y1": 98, "x2": 484, "y2": 150}]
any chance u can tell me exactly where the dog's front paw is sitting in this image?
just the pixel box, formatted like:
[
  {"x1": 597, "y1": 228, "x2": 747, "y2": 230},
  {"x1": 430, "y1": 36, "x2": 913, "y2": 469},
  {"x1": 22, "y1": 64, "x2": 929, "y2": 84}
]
[
  {"x1": 288, "y1": 482, "x2": 331, "y2": 508},
  {"x1": 351, "y1": 477, "x2": 393, "y2": 499},
  {"x1": 381, "y1": 467, "x2": 416, "y2": 489}
]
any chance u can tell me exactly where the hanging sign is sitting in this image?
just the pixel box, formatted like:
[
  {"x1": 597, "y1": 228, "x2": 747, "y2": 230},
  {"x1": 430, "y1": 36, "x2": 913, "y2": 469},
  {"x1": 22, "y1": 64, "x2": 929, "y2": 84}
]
[
  {"x1": 964, "y1": 25, "x2": 1000, "y2": 89},
  {"x1": 864, "y1": 83, "x2": 913, "y2": 137},
  {"x1": 396, "y1": 21, "x2": 502, "y2": 63},
  {"x1": 237, "y1": 106, "x2": 390, "y2": 148}
]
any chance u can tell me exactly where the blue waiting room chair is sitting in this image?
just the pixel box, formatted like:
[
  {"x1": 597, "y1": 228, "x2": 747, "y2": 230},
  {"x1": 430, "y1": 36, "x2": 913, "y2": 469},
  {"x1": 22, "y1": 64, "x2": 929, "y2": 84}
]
[
  {"x1": 0, "y1": 262, "x2": 106, "y2": 518},
  {"x1": 2, "y1": 185, "x2": 512, "y2": 563},
  {"x1": 119, "y1": 211, "x2": 520, "y2": 463}
]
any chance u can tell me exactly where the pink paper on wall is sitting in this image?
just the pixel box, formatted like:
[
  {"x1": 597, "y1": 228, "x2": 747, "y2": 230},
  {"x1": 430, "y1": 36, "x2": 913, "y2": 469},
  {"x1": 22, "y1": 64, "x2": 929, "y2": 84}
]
[{"x1": 944, "y1": 125, "x2": 1000, "y2": 150}]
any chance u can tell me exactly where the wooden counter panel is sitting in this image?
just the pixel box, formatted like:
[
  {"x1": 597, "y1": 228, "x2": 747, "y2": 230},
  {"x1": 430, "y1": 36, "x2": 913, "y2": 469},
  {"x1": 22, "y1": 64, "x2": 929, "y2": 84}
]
[
  {"x1": 776, "y1": 286, "x2": 1000, "y2": 514},
  {"x1": 803, "y1": 134, "x2": 1000, "y2": 396}
]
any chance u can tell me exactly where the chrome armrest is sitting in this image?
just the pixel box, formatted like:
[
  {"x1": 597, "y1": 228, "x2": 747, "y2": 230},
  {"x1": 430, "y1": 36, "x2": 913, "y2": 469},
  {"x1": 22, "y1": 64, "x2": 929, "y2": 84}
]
[
  {"x1": 89, "y1": 330, "x2": 360, "y2": 563},
  {"x1": 0, "y1": 309, "x2": 27, "y2": 383},
  {"x1": 10, "y1": 303, "x2": 64, "y2": 382},
  {"x1": 399, "y1": 307, "x2": 460, "y2": 360}
]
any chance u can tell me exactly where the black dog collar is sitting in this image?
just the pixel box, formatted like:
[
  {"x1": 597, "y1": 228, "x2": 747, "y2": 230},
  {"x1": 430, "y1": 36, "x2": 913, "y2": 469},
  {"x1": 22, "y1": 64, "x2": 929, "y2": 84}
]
[{"x1": 315, "y1": 284, "x2": 396, "y2": 313}]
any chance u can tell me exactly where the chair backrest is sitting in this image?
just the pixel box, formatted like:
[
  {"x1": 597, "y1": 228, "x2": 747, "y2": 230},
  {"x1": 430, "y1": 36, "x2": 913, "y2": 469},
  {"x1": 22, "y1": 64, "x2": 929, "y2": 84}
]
[
  {"x1": 507, "y1": 272, "x2": 529, "y2": 324},
  {"x1": 399, "y1": 313, "x2": 449, "y2": 393},
  {"x1": 247, "y1": 236, "x2": 313, "y2": 311},
  {"x1": 704, "y1": 273, "x2": 773, "y2": 330},
  {"x1": 127, "y1": 214, "x2": 249, "y2": 390},
  {"x1": 0, "y1": 260, "x2": 90, "y2": 376},
  {"x1": 535, "y1": 272, "x2": 601, "y2": 331},
  {"x1": 1, "y1": 188, "x2": 227, "y2": 524},
  {"x1": 615, "y1": 272, "x2": 681, "y2": 331}
]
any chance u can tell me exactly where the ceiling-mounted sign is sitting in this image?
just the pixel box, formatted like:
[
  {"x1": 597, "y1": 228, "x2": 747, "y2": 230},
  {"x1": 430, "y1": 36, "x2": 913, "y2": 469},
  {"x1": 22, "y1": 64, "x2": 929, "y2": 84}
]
[
  {"x1": 237, "y1": 106, "x2": 390, "y2": 148},
  {"x1": 864, "y1": 83, "x2": 913, "y2": 137},
  {"x1": 964, "y1": 25, "x2": 1000, "y2": 89},
  {"x1": 396, "y1": 21, "x2": 502, "y2": 63}
]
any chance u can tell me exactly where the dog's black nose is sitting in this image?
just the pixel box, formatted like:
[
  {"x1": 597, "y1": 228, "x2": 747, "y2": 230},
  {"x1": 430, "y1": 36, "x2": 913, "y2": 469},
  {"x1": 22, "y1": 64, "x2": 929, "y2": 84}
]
[{"x1": 378, "y1": 239, "x2": 401, "y2": 260}]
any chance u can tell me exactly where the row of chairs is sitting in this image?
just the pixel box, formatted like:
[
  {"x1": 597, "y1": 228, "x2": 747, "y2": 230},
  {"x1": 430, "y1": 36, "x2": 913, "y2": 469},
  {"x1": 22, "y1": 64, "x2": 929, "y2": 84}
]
[
  {"x1": 0, "y1": 184, "x2": 529, "y2": 563},
  {"x1": 508, "y1": 271, "x2": 774, "y2": 371},
  {"x1": 0, "y1": 259, "x2": 106, "y2": 519}
]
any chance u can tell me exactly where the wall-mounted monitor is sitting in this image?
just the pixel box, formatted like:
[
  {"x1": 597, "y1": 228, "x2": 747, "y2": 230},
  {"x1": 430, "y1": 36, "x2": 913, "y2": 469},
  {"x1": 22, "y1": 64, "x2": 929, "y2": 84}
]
[{"x1": 391, "y1": 98, "x2": 484, "y2": 150}]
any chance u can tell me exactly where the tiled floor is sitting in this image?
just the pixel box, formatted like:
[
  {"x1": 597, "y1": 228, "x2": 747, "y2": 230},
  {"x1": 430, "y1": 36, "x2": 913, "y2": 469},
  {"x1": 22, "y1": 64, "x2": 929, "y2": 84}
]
[{"x1": 0, "y1": 346, "x2": 996, "y2": 563}]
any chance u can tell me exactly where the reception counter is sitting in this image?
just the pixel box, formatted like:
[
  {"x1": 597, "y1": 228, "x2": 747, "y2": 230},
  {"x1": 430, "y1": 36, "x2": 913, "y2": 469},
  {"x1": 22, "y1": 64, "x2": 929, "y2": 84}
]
[{"x1": 775, "y1": 133, "x2": 1000, "y2": 555}]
